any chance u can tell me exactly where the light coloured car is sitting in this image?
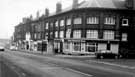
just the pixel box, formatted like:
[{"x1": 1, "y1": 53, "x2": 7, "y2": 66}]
[
  {"x1": 10, "y1": 46, "x2": 17, "y2": 51},
  {"x1": 95, "y1": 50, "x2": 119, "y2": 59}
]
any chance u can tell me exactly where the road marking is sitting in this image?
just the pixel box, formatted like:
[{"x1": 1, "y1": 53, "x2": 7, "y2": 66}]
[
  {"x1": 87, "y1": 60, "x2": 135, "y2": 69},
  {"x1": 65, "y1": 68, "x2": 93, "y2": 77}
]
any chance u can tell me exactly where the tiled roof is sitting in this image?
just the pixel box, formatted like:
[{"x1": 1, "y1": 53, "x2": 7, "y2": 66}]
[{"x1": 49, "y1": 0, "x2": 126, "y2": 17}]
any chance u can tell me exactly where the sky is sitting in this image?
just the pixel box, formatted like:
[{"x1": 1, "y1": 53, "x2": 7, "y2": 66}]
[{"x1": 0, "y1": 0, "x2": 84, "y2": 39}]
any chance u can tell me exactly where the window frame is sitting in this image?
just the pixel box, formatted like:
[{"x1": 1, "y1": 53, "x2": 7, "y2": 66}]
[{"x1": 122, "y1": 19, "x2": 129, "y2": 26}]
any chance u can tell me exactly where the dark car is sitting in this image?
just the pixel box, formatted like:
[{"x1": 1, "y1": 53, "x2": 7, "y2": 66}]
[
  {"x1": 95, "y1": 50, "x2": 119, "y2": 59},
  {"x1": 0, "y1": 46, "x2": 4, "y2": 51}
]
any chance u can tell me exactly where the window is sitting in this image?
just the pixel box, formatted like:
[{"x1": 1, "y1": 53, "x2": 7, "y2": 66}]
[
  {"x1": 55, "y1": 21, "x2": 58, "y2": 27},
  {"x1": 104, "y1": 31, "x2": 115, "y2": 40},
  {"x1": 64, "y1": 42, "x2": 70, "y2": 50},
  {"x1": 60, "y1": 31, "x2": 64, "y2": 38},
  {"x1": 85, "y1": 43, "x2": 97, "y2": 52},
  {"x1": 87, "y1": 17, "x2": 99, "y2": 24},
  {"x1": 66, "y1": 18, "x2": 71, "y2": 25},
  {"x1": 74, "y1": 42, "x2": 81, "y2": 51},
  {"x1": 50, "y1": 22, "x2": 53, "y2": 27},
  {"x1": 60, "y1": 20, "x2": 64, "y2": 26},
  {"x1": 104, "y1": 17, "x2": 115, "y2": 25},
  {"x1": 46, "y1": 23, "x2": 49, "y2": 29},
  {"x1": 86, "y1": 30, "x2": 98, "y2": 39},
  {"x1": 73, "y1": 17, "x2": 82, "y2": 24},
  {"x1": 122, "y1": 19, "x2": 128, "y2": 26},
  {"x1": 55, "y1": 31, "x2": 58, "y2": 38},
  {"x1": 50, "y1": 32, "x2": 53, "y2": 38},
  {"x1": 73, "y1": 30, "x2": 81, "y2": 38},
  {"x1": 66, "y1": 29, "x2": 71, "y2": 38},
  {"x1": 122, "y1": 33, "x2": 128, "y2": 41}
]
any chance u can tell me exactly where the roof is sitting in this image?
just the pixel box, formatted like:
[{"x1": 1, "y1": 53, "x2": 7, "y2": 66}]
[{"x1": 48, "y1": 0, "x2": 126, "y2": 17}]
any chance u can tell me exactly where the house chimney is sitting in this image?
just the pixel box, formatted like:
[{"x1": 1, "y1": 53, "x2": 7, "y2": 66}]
[
  {"x1": 56, "y1": 2, "x2": 62, "y2": 14},
  {"x1": 125, "y1": 0, "x2": 135, "y2": 9},
  {"x1": 36, "y1": 11, "x2": 40, "y2": 19},
  {"x1": 45, "y1": 8, "x2": 49, "y2": 17},
  {"x1": 72, "y1": 0, "x2": 78, "y2": 9}
]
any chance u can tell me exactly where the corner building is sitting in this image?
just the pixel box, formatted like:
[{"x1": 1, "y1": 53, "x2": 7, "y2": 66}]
[{"x1": 14, "y1": 0, "x2": 135, "y2": 55}]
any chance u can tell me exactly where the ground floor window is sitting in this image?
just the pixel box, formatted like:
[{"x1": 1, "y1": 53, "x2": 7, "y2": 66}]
[
  {"x1": 73, "y1": 42, "x2": 81, "y2": 51},
  {"x1": 85, "y1": 42, "x2": 97, "y2": 52},
  {"x1": 64, "y1": 42, "x2": 70, "y2": 50}
]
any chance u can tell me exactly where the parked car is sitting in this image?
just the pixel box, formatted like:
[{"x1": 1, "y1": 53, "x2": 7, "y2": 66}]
[
  {"x1": 10, "y1": 46, "x2": 17, "y2": 51},
  {"x1": 95, "y1": 50, "x2": 119, "y2": 59},
  {"x1": 0, "y1": 46, "x2": 5, "y2": 51}
]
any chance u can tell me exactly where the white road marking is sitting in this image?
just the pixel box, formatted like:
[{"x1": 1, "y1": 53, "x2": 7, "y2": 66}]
[
  {"x1": 65, "y1": 68, "x2": 93, "y2": 77},
  {"x1": 87, "y1": 60, "x2": 135, "y2": 69}
]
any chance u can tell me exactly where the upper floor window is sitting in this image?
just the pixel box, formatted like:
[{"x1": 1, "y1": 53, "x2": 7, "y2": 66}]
[
  {"x1": 73, "y1": 17, "x2": 82, "y2": 24},
  {"x1": 55, "y1": 21, "x2": 58, "y2": 27},
  {"x1": 73, "y1": 30, "x2": 81, "y2": 38},
  {"x1": 66, "y1": 29, "x2": 71, "y2": 38},
  {"x1": 46, "y1": 23, "x2": 49, "y2": 29},
  {"x1": 104, "y1": 17, "x2": 115, "y2": 25},
  {"x1": 103, "y1": 30, "x2": 115, "y2": 40},
  {"x1": 60, "y1": 20, "x2": 64, "y2": 26},
  {"x1": 66, "y1": 18, "x2": 71, "y2": 25},
  {"x1": 50, "y1": 22, "x2": 53, "y2": 27},
  {"x1": 87, "y1": 17, "x2": 99, "y2": 24},
  {"x1": 122, "y1": 19, "x2": 129, "y2": 26},
  {"x1": 60, "y1": 31, "x2": 64, "y2": 38},
  {"x1": 86, "y1": 30, "x2": 98, "y2": 39},
  {"x1": 122, "y1": 33, "x2": 128, "y2": 41},
  {"x1": 55, "y1": 31, "x2": 58, "y2": 38}
]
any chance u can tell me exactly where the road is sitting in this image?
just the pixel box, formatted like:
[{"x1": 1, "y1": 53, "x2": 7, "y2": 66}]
[{"x1": 0, "y1": 50, "x2": 135, "y2": 77}]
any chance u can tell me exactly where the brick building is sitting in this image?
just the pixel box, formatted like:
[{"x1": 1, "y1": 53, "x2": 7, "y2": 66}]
[{"x1": 14, "y1": 0, "x2": 135, "y2": 55}]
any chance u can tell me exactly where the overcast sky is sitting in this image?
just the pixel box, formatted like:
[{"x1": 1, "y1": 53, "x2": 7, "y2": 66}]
[{"x1": 0, "y1": 0, "x2": 84, "y2": 39}]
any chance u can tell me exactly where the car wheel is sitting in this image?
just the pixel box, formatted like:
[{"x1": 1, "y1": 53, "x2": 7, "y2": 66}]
[{"x1": 100, "y1": 55, "x2": 104, "y2": 59}]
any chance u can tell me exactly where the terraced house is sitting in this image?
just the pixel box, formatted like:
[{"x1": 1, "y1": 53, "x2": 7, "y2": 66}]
[{"x1": 14, "y1": 0, "x2": 135, "y2": 55}]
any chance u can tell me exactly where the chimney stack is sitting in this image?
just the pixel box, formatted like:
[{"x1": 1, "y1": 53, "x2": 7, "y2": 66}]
[
  {"x1": 45, "y1": 8, "x2": 49, "y2": 17},
  {"x1": 56, "y1": 2, "x2": 62, "y2": 14},
  {"x1": 36, "y1": 11, "x2": 40, "y2": 19},
  {"x1": 72, "y1": 0, "x2": 78, "y2": 9},
  {"x1": 125, "y1": 0, "x2": 135, "y2": 9}
]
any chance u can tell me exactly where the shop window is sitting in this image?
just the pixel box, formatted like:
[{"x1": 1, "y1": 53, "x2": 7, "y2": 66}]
[
  {"x1": 85, "y1": 43, "x2": 97, "y2": 52},
  {"x1": 73, "y1": 17, "x2": 82, "y2": 24},
  {"x1": 103, "y1": 30, "x2": 115, "y2": 40},
  {"x1": 73, "y1": 30, "x2": 81, "y2": 38},
  {"x1": 122, "y1": 33, "x2": 128, "y2": 41},
  {"x1": 86, "y1": 30, "x2": 98, "y2": 39},
  {"x1": 65, "y1": 42, "x2": 70, "y2": 49},
  {"x1": 87, "y1": 17, "x2": 99, "y2": 24},
  {"x1": 122, "y1": 19, "x2": 128, "y2": 26},
  {"x1": 66, "y1": 18, "x2": 71, "y2": 25},
  {"x1": 104, "y1": 17, "x2": 115, "y2": 25},
  {"x1": 74, "y1": 42, "x2": 81, "y2": 51}
]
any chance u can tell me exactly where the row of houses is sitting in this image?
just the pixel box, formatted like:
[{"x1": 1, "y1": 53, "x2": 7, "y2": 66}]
[{"x1": 13, "y1": 0, "x2": 135, "y2": 55}]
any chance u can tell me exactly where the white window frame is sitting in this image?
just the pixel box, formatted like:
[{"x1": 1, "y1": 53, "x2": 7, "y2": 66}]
[
  {"x1": 73, "y1": 17, "x2": 82, "y2": 24},
  {"x1": 86, "y1": 30, "x2": 98, "y2": 39},
  {"x1": 122, "y1": 19, "x2": 129, "y2": 26},
  {"x1": 46, "y1": 23, "x2": 49, "y2": 29},
  {"x1": 55, "y1": 31, "x2": 58, "y2": 38},
  {"x1": 66, "y1": 29, "x2": 71, "y2": 38},
  {"x1": 60, "y1": 20, "x2": 64, "y2": 26},
  {"x1": 122, "y1": 33, "x2": 128, "y2": 41},
  {"x1": 60, "y1": 31, "x2": 64, "y2": 38},
  {"x1": 73, "y1": 30, "x2": 81, "y2": 38},
  {"x1": 104, "y1": 17, "x2": 115, "y2": 25},
  {"x1": 66, "y1": 18, "x2": 71, "y2": 25},
  {"x1": 55, "y1": 21, "x2": 58, "y2": 27},
  {"x1": 87, "y1": 17, "x2": 99, "y2": 24},
  {"x1": 103, "y1": 30, "x2": 115, "y2": 40}
]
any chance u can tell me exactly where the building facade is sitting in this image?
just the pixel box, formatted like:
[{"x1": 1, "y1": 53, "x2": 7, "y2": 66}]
[{"x1": 14, "y1": 0, "x2": 135, "y2": 55}]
